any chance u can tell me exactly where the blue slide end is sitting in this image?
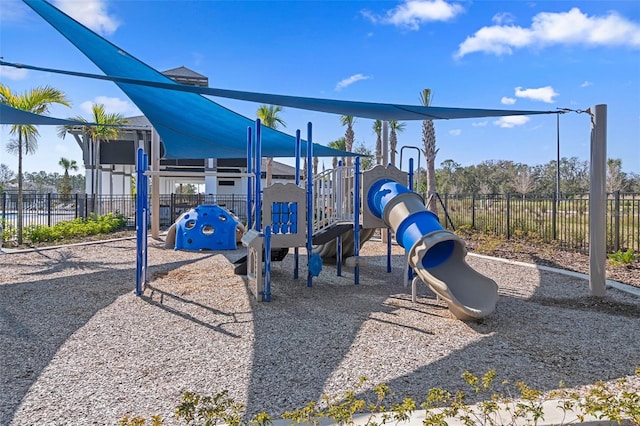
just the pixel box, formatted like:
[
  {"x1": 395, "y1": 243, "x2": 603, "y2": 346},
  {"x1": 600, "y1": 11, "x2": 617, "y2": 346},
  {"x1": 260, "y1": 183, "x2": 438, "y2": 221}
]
[{"x1": 396, "y1": 211, "x2": 454, "y2": 269}]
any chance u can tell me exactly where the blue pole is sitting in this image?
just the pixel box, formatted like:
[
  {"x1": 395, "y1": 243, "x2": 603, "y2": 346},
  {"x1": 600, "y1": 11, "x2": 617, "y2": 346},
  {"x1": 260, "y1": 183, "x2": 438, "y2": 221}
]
[
  {"x1": 143, "y1": 153, "x2": 148, "y2": 285},
  {"x1": 294, "y1": 130, "x2": 301, "y2": 280},
  {"x1": 246, "y1": 126, "x2": 253, "y2": 230},
  {"x1": 264, "y1": 225, "x2": 272, "y2": 302},
  {"x1": 336, "y1": 160, "x2": 343, "y2": 277},
  {"x1": 354, "y1": 156, "x2": 361, "y2": 285},
  {"x1": 255, "y1": 119, "x2": 262, "y2": 231},
  {"x1": 135, "y1": 148, "x2": 146, "y2": 296},
  {"x1": 306, "y1": 122, "x2": 313, "y2": 287}
]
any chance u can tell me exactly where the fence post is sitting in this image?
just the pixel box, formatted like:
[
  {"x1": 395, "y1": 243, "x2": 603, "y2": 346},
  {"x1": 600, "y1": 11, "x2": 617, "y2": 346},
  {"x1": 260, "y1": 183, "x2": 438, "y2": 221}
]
[
  {"x1": 614, "y1": 190, "x2": 620, "y2": 252},
  {"x1": 74, "y1": 193, "x2": 79, "y2": 219},
  {"x1": 471, "y1": 194, "x2": 476, "y2": 229},
  {"x1": 2, "y1": 192, "x2": 6, "y2": 221},
  {"x1": 170, "y1": 193, "x2": 175, "y2": 224},
  {"x1": 47, "y1": 193, "x2": 52, "y2": 227},
  {"x1": 444, "y1": 193, "x2": 449, "y2": 229},
  {"x1": 506, "y1": 192, "x2": 511, "y2": 240},
  {"x1": 552, "y1": 192, "x2": 557, "y2": 241}
]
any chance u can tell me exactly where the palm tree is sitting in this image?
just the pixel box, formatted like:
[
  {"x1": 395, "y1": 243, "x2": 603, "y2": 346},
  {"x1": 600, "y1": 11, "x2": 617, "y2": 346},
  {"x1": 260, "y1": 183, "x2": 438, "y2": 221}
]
[
  {"x1": 0, "y1": 83, "x2": 70, "y2": 244},
  {"x1": 256, "y1": 104, "x2": 286, "y2": 186},
  {"x1": 388, "y1": 120, "x2": 406, "y2": 167},
  {"x1": 58, "y1": 157, "x2": 79, "y2": 201},
  {"x1": 420, "y1": 89, "x2": 439, "y2": 213},
  {"x1": 340, "y1": 115, "x2": 356, "y2": 166},
  {"x1": 328, "y1": 137, "x2": 346, "y2": 169},
  {"x1": 372, "y1": 120, "x2": 382, "y2": 165},
  {"x1": 58, "y1": 103, "x2": 128, "y2": 214}
]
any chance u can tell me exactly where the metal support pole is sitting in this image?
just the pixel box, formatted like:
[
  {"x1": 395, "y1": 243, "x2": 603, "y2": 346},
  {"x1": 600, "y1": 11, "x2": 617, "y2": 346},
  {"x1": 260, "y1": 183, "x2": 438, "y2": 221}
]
[
  {"x1": 264, "y1": 226, "x2": 272, "y2": 302},
  {"x1": 151, "y1": 128, "x2": 160, "y2": 239},
  {"x1": 306, "y1": 122, "x2": 314, "y2": 288},
  {"x1": 294, "y1": 130, "x2": 301, "y2": 279},
  {"x1": 382, "y1": 121, "x2": 389, "y2": 166},
  {"x1": 354, "y1": 156, "x2": 361, "y2": 285},
  {"x1": 337, "y1": 160, "x2": 343, "y2": 277},
  {"x1": 407, "y1": 158, "x2": 414, "y2": 281},
  {"x1": 589, "y1": 104, "x2": 607, "y2": 297},
  {"x1": 246, "y1": 126, "x2": 253, "y2": 230},
  {"x1": 255, "y1": 119, "x2": 262, "y2": 231}
]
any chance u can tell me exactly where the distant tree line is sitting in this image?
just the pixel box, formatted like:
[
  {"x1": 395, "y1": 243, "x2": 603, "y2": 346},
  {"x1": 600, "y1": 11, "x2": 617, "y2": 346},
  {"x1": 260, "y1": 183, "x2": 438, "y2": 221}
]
[
  {"x1": 416, "y1": 156, "x2": 639, "y2": 196},
  {"x1": 0, "y1": 163, "x2": 85, "y2": 194}
]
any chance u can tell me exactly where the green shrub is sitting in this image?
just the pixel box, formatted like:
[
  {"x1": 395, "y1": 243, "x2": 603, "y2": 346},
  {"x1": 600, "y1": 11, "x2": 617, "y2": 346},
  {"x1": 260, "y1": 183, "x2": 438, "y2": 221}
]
[
  {"x1": 119, "y1": 368, "x2": 640, "y2": 425},
  {"x1": 608, "y1": 248, "x2": 638, "y2": 266},
  {"x1": 24, "y1": 213, "x2": 128, "y2": 244},
  {"x1": 1, "y1": 219, "x2": 16, "y2": 243}
]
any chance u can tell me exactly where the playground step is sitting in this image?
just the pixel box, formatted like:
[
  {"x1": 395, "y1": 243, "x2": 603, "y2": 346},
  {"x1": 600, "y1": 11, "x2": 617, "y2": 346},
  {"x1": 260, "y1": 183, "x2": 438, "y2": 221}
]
[
  {"x1": 312, "y1": 221, "x2": 357, "y2": 245},
  {"x1": 233, "y1": 247, "x2": 290, "y2": 276}
]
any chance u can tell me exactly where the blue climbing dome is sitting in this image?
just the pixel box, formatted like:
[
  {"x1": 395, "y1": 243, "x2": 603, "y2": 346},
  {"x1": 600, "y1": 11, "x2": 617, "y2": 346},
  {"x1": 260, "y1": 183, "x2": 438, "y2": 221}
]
[{"x1": 174, "y1": 205, "x2": 239, "y2": 251}]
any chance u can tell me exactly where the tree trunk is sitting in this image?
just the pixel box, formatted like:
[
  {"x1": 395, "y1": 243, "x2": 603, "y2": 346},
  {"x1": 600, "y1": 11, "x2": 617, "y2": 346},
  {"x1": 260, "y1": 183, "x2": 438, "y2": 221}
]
[
  {"x1": 426, "y1": 157, "x2": 437, "y2": 214},
  {"x1": 17, "y1": 133, "x2": 24, "y2": 245},
  {"x1": 266, "y1": 157, "x2": 273, "y2": 186}
]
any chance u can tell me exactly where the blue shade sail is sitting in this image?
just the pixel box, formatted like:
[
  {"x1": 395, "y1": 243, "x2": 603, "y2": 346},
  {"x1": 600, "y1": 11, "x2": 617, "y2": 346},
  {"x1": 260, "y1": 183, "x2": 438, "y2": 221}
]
[
  {"x1": 1, "y1": 103, "x2": 84, "y2": 126},
  {"x1": 22, "y1": 0, "x2": 353, "y2": 159},
  {"x1": 2, "y1": 59, "x2": 558, "y2": 122}
]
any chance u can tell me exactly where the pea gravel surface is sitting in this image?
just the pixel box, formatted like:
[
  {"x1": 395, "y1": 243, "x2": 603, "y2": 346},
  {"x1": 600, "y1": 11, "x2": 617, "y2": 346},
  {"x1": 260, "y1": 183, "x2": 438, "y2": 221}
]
[{"x1": 1, "y1": 238, "x2": 638, "y2": 425}]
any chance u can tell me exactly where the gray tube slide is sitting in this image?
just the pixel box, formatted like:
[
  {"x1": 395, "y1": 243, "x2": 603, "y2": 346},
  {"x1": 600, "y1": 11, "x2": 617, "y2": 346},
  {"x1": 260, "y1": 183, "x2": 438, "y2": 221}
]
[{"x1": 368, "y1": 179, "x2": 498, "y2": 320}]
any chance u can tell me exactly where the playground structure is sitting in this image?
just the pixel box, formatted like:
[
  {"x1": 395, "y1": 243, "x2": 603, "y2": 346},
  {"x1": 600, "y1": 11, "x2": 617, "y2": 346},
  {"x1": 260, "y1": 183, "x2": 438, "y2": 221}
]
[
  {"x1": 137, "y1": 120, "x2": 500, "y2": 320},
  {"x1": 9, "y1": 0, "x2": 611, "y2": 312}
]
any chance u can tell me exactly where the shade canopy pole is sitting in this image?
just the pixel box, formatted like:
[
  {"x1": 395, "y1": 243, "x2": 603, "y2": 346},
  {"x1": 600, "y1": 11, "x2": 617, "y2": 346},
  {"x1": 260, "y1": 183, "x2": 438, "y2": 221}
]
[{"x1": 589, "y1": 104, "x2": 607, "y2": 297}]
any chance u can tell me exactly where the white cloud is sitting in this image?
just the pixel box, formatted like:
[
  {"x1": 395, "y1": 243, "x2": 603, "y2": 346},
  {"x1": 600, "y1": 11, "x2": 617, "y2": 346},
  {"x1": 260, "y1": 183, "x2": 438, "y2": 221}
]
[
  {"x1": 515, "y1": 86, "x2": 558, "y2": 103},
  {"x1": 501, "y1": 96, "x2": 516, "y2": 105},
  {"x1": 492, "y1": 12, "x2": 515, "y2": 25},
  {"x1": 581, "y1": 80, "x2": 593, "y2": 87},
  {"x1": 0, "y1": 66, "x2": 28, "y2": 80},
  {"x1": 335, "y1": 74, "x2": 371, "y2": 91},
  {"x1": 362, "y1": 0, "x2": 464, "y2": 30},
  {"x1": 494, "y1": 116, "x2": 530, "y2": 128},
  {"x1": 472, "y1": 120, "x2": 488, "y2": 127},
  {"x1": 80, "y1": 96, "x2": 139, "y2": 116},
  {"x1": 455, "y1": 7, "x2": 640, "y2": 58},
  {"x1": 53, "y1": 0, "x2": 120, "y2": 35},
  {"x1": 449, "y1": 129, "x2": 462, "y2": 136}
]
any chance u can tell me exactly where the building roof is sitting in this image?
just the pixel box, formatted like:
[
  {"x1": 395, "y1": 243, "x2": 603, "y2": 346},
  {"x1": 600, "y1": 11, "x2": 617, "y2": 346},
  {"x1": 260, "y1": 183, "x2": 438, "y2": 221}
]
[
  {"x1": 162, "y1": 66, "x2": 209, "y2": 87},
  {"x1": 261, "y1": 158, "x2": 297, "y2": 177}
]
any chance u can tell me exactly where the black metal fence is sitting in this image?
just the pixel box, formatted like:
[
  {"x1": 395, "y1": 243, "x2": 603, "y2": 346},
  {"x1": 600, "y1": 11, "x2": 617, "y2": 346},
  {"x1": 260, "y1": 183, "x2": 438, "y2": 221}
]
[
  {"x1": 0, "y1": 192, "x2": 247, "y2": 231},
  {"x1": 437, "y1": 191, "x2": 639, "y2": 253},
  {"x1": 2, "y1": 191, "x2": 638, "y2": 253},
  {"x1": 158, "y1": 193, "x2": 247, "y2": 226}
]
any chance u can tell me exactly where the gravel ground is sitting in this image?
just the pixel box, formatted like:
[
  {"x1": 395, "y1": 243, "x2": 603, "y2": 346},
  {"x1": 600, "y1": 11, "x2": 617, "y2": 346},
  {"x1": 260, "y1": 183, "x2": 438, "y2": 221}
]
[{"x1": 1, "y1": 237, "x2": 639, "y2": 425}]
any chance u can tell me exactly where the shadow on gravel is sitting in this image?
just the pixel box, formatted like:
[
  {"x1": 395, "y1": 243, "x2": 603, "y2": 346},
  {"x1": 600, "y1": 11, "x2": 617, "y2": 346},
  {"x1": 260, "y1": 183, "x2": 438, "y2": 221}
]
[
  {"x1": 242, "y1": 251, "x2": 640, "y2": 417},
  {"x1": 0, "y1": 258, "x2": 201, "y2": 426}
]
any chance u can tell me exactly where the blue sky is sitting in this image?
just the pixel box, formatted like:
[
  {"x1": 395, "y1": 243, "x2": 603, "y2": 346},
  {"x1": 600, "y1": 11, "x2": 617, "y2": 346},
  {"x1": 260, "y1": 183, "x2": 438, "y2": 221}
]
[{"x1": 1, "y1": 0, "x2": 639, "y2": 175}]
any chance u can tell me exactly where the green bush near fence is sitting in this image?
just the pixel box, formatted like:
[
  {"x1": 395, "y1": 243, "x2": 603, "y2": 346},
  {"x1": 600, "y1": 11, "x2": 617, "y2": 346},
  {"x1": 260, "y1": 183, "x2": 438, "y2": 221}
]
[
  {"x1": 24, "y1": 213, "x2": 128, "y2": 244},
  {"x1": 1, "y1": 219, "x2": 17, "y2": 243}
]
